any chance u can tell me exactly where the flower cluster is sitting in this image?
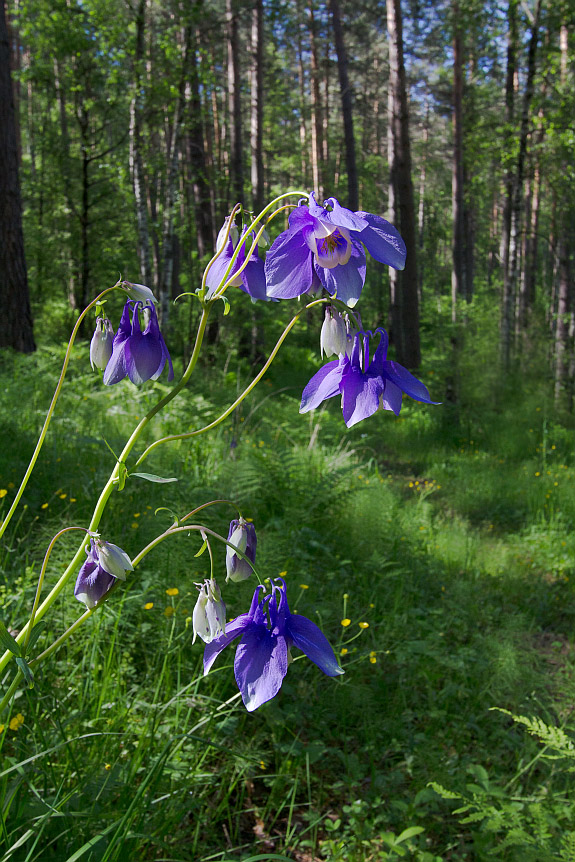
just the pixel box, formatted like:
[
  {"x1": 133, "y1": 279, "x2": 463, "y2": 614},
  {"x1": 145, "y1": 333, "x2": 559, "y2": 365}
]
[
  {"x1": 90, "y1": 284, "x2": 173, "y2": 387},
  {"x1": 204, "y1": 578, "x2": 343, "y2": 712}
]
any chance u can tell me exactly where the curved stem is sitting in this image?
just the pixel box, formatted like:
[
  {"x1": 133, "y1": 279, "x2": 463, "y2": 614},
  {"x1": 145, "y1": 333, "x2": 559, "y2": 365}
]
[
  {"x1": 11, "y1": 520, "x2": 259, "y2": 685},
  {"x1": 0, "y1": 306, "x2": 212, "y2": 675},
  {"x1": 0, "y1": 672, "x2": 23, "y2": 717},
  {"x1": 0, "y1": 284, "x2": 120, "y2": 541},
  {"x1": 135, "y1": 296, "x2": 329, "y2": 466},
  {"x1": 23, "y1": 526, "x2": 88, "y2": 654}
]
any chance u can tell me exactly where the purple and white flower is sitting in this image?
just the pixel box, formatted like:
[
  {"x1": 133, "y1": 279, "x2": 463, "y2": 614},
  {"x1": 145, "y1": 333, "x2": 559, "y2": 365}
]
[
  {"x1": 74, "y1": 537, "x2": 133, "y2": 609},
  {"x1": 300, "y1": 327, "x2": 437, "y2": 428},
  {"x1": 264, "y1": 193, "x2": 406, "y2": 307},
  {"x1": 103, "y1": 300, "x2": 173, "y2": 386},
  {"x1": 226, "y1": 518, "x2": 257, "y2": 583},
  {"x1": 204, "y1": 579, "x2": 343, "y2": 712},
  {"x1": 205, "y1": 221, "x2": 268, "y2": 302}
]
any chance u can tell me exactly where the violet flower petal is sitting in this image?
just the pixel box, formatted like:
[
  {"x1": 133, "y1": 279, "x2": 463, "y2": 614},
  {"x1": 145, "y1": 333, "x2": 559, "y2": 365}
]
[
  {"x1": 300, "y1": 358, "x2": 346, "y2": 414},
  {"x1": 203, "y1": 614, "x2": 254, "y2": 675},
  {"x1": 286, "y1": 614, "x2": 344, "y2": 677},
  {"x1": 354, "y1": 212, "x2": 407, "y2": 270},
  {"x1": 264, "y1": 228, "x2": 314, "y2": 299},
  {"x1": 341, "y1": 366, "x2": 383, "y2": 427},
  {"x1": 234, "y1": 627, "x2": 288, "y2": 712},
  {"x1": 316, "y1": 239, "x2": 366, "y2": 307},
  {"x1": 380, "y1": 379, "x2": 404, "y2": 415},
  {"x1": 383, "y1": 361, "x2": 437, "y2": 404}
]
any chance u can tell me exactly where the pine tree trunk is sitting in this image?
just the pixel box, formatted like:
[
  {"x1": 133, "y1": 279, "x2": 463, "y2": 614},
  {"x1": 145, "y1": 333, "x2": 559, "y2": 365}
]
[
  {"x1": 308, "y1": 0, "x2": 323, "y2": 200},
  {"x1": 129, "y1": 0, "x2": 152, "y2": 287},
  {"x1": 226, "y1": 0, "x2": 244, "y2": 204},
  {"x1": 451, "y1": 6, "x2": 464, "y2": 323},
  {"x1": 0, "y1": 0, "x2": 35, "y2": 352},
  {"x1": 328, "y1": 0, "x2": 358, "y2": 209},
  {"x1": 250, "y1": 0, "x2": 264, "y2": 213},
  {"x1": 502, "y1": 0, "x2": 541, "y2": 367},
  {"x1": 386, "y1": 0, "x2": 420, "y2": 368}
]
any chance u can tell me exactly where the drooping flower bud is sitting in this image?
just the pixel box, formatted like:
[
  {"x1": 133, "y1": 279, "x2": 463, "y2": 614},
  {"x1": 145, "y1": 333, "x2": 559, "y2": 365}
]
[
  {"x1": 320, "y1": 307, "x2": 347, "y2": 358},
  {"x1": 226, "y1": 517, "x2": 257, "y2": 583},
  {"x1": 92, "y1": 536, "x2": 133, "y2": 580},
  {"x1": 74, "y1": 536, "x2": 132, "y2": 608},
  {"x1": 90, "y1": 318, "x2": 114, "y2": 370},
  {"x1": 216, "y1": 216, "x2": 239, "y2": 253},
  {"x1": 192, "y1": 578, "x2": 226, "y2": 644},
  {"x1": 122, "y1": 281, "x2": 158, "y2": 304}
]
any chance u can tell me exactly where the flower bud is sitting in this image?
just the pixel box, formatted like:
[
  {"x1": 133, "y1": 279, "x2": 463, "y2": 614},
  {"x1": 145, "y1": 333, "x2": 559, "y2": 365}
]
[
  {"x1": 320, "y1": 307, "x2": 347, "y2": 358},
  {"x1": 122, "y1": 281, "x2": 158, "y2": 304},
  {"x1": 216, "y1": 217, "x2": 239, "y2": 253},
  {"x1": 192, "y1": 578, "x2": 226, "y2": 644},
  {"x1": 90, "y1": 318, "x2": 114, "y2": 370},
  {"x1": 92, "y1": 536, "x2": 133, "y2": 580},
  {"x1": 226, "y1": 518, "x2": 257, "y2": 583}
]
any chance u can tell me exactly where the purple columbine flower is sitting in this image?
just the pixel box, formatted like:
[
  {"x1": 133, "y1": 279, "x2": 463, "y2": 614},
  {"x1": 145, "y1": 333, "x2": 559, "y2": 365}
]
[
  {"x1": 204, "y1": 578, "x2": 343, "y2": 712},
  {"x1": 264, "y1": 192, "x2": 406, "y2": 307},
  {"x1": 103, "y1": 300, "x2": 173, "y2": 386},
  {"x1": 74, "y1": 536, "x2": 133, "y2": 609},
  {"x1": 300, "y1": 328, "x2": 438, "y2": 428},
  {"x1": 205, "y1": 220, "x2": 269, "y2": 302},
  {"x1": 226, "y1": 517, "x2": 257, "y2": 583},
  {"x1": 90, "y1": 317, "x2": 114, "y2": 370}
]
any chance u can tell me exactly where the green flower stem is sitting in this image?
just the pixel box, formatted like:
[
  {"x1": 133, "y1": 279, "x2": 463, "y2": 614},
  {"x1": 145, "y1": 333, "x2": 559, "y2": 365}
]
[
  {"x1": 135, "y1": 296, "x2": 329, "y2": 467},
  {"x1": 0, "y1": 284, "x2": 120, "y2": 542},
  {"x1": 201, "y1": 191, "x2": 309, "y2": 302},
  {"x1": 178, "y1": 499, "x2": 242, "y2": 525},
  {"x1": 0, "y1": 306, "x2": 212, "y2": 676},
  {"x1": 0, "y1": 672, "x2": 24, "y2": 717},
  {"x1": 23, "y1": 527, "x2": 88, "y2": 654},
  {"x1": 4, "y1": 520, "x2": 257, "y2": 688},
  {"x1": 200, "y1": 203, "x2": 242, "y2": 295}
]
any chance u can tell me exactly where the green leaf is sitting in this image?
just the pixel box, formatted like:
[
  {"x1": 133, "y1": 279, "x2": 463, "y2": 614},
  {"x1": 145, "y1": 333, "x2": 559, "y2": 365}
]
[
  {"x1": 15, "y1": 657, "x2": 34, "y2": 688},
  {"x1": 23, "y1": 621, "x2": 46, "y2": 656},
  {"x1": 396, "y1": 826, "x2": 424, "y2": 843},
  {"x1": 130, "y1": 472, "x2": 178, "y2": 484},
  {"x1": 194, "y1": 539, "x2": 207, "y2": 558},
  {"x1": 0, "y1": 621, "x2": 21, "y2": 657}
]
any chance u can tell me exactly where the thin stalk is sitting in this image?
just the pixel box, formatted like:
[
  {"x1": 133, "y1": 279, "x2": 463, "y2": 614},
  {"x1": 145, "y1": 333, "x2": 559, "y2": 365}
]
[
  {"x1": 135, "y1": 296, "x2": 329, "y2": 466},
  {"x1": 0, "y1": 285, "x2": 120, "y2": 541},
  {"x1": 23, "y1": 527, "x2": 88, "y2": 654},
  {"x1": 0, "y1": 306, "x2": 212, "y2": 675}
]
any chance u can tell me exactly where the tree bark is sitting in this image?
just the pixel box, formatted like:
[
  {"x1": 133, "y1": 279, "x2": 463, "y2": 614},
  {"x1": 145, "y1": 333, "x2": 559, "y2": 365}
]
[
  {"x1": 226, "y1": 0, "x2": 244, "y2": 204},
  {"x1": 250, "y1": 0, "x2": 264, "y2": 213},
  {"x1": 386, "y1": 0, "x2": 420, "y2": 368},
  {"x1": 308, "y1": 0, "x2": 323, "y2": 200},
  {"x1": 129, "y1": 0, "x2": 152, "y2": 287},
  {"x1": 0, "y1": 0, "x2": 35, "y2": 352},
  {"x1": 451, "y1": 5, "x2": 464, "y2": 322},
  {"x1": 501, "y1": 0, "x2": 541, "y2": 367},
  {"x1": 328, "y1": 0, "x2": 358, "y2": 209}
]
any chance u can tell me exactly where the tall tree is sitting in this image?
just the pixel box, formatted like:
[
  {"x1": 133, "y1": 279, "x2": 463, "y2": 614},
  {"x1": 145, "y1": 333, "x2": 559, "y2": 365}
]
[
  {"x1": 0, "y1": 0, "x2": 35, "y2": 353},
  {"x1": 328, "y1": 0, "x2": 358, "y2": 209},
  {"x1": 386, "y1": 0, "x2": 420, "y2": 368},
  {"x1": 250, "y1": 0, "x2": 264, "y2": 213}
]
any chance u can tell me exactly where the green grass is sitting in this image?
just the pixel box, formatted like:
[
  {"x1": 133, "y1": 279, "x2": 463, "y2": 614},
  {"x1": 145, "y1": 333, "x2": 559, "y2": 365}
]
[{"x1": 1, "y1": 323, "x2": 575, "y2": 861}]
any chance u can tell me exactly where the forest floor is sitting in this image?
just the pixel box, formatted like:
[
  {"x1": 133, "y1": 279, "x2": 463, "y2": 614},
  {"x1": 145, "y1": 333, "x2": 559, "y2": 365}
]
[{"x1": 1, "y1": 331, "x2": 575, "y2": 861}]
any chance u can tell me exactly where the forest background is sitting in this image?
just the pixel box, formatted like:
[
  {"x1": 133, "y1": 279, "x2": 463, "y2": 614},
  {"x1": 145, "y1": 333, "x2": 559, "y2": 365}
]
[{"x1": 1, "y1": 0, "x2": 575, "y2": 859}]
